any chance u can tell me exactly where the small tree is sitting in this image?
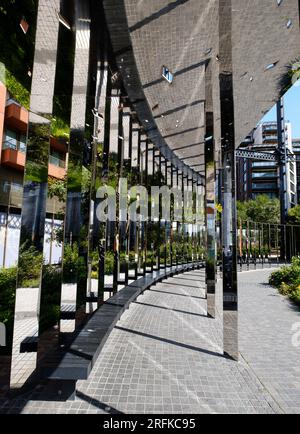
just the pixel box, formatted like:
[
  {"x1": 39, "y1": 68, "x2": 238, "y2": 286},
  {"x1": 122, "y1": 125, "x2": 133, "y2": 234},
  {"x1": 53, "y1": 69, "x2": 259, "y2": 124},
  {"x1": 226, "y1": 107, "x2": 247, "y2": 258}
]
[
  {"x1": 287, "y1": 205, "x2": 300, "y2": 225},
  {"x1": 237, "y1": 195, "x2": 280, "y2": 224}
]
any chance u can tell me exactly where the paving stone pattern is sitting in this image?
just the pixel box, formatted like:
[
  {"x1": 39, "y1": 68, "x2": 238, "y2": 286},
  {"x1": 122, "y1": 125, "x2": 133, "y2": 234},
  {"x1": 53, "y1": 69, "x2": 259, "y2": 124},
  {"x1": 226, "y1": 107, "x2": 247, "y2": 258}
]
[{"x1": 0, "y1": 269, "x2": 299, "y2": 414}]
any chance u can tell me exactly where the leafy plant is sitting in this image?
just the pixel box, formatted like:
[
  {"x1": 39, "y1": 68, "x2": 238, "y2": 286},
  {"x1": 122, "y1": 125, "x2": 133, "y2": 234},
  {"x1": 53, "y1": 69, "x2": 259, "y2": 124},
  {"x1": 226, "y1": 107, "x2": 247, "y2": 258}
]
[
  {"x1": 5, "y1": 69, "x2": 30, "y2": 108},
  {"x1": 105, "y1": 251, "x2": 114, "y2": 275},
  {"x1": 287, "y1": 205, "x2": 300, "y2": 225},
  {"x1": 48, "y1": 176, "x2": 67, "y2": 202},
  {"x1": 237, "y1": 195, "x2": 280, "y2": 224},
  {"x1": 0, "y1": 267, "x2": 17, "y2": 352},
  {"x1": 17, "y1": 243, "x2": 43, "y2": 287},
  {"x1": 51, "y1": 117, "x2": 70, "y2": 139},
  {"x1": 269, "y1": 256, "x2": 300, "y2": 306}
]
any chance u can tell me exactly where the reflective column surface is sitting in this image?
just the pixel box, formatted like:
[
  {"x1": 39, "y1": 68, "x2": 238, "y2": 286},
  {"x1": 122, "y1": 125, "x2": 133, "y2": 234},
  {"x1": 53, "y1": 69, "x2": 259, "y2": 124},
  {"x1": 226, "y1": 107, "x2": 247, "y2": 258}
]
[
  {"x1": 219, "y1": 0, "x2": 238, "y2": 360},
  {"x1": 9, "y1": 0, "x2": 61, "y2": 390},
  {"x1": 0, "y1": 0, "x2": 209, "y2": 397},
  {"x1": 59, "y1": 0, "x2": 91, "y2": 336}
]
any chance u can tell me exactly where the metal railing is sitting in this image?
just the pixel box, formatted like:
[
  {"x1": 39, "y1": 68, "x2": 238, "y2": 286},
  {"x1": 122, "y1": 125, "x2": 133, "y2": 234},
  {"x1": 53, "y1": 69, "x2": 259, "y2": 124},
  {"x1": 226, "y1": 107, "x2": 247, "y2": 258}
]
[
  {"x1": 237, "y1": 220, "x2": 300, "y2": 270},
  {"x1": 2, "y1": 140, "x2": 26, "y2": 153},
  {"x1": 0, "y1": 180, "x2": 23, "y2": 208},
  {"x1": 49, "y1": 154, "x2": 66, "y2": 168}
]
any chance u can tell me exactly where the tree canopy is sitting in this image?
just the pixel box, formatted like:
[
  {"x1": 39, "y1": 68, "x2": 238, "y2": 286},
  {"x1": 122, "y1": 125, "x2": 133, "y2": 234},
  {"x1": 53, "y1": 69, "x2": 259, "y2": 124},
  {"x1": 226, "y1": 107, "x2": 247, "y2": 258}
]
[
  {"x1": 237, "y1": 195, "x2": 280, "y2": 224},
  {"x1": 287, "y1": 205, "x2": 300, "y2": 225}
]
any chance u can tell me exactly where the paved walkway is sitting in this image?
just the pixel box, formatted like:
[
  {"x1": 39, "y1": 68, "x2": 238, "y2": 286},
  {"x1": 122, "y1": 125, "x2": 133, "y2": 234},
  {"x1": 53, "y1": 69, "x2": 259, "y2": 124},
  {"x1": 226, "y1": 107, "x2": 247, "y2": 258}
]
[{"x1": 0, "y1": 268, "x2": 299, "y2": 414}]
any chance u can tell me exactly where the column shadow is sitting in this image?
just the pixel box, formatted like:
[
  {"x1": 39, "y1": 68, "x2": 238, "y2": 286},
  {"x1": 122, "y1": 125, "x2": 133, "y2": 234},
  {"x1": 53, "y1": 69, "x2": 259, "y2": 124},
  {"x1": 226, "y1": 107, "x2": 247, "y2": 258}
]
[
  {"x1": 134, "y1": 301, "x2": 208, "y2": 318},
  {"x1": 115, "y1": 326, "x2": 225, "y2": 359}
]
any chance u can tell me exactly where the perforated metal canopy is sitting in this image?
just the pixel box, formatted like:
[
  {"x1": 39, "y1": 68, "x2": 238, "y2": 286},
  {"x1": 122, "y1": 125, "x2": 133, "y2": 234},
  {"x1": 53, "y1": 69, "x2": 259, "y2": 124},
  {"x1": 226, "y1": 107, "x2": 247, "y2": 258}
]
[{"x1": 103, "y1": 0, "x2": 300, "y2": 177}]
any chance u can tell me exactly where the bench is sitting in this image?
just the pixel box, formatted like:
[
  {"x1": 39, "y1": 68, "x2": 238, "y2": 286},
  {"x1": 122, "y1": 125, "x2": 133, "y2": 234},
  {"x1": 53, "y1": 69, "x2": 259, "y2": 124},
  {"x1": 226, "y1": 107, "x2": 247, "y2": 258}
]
[
  {"x1": 20, "y1": 331, "x2": 38, "y2": 353},
  {"x1": 60, "y1": 304, "x2": 76, "y2": 320},
  {"x1": 39, "y1": 261, "x2": 204, "y2": 399}
]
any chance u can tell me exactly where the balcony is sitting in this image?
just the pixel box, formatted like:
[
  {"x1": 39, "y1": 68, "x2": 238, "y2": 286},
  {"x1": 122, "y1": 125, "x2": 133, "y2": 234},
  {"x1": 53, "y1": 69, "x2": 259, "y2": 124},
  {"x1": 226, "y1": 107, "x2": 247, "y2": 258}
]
[
  {"x1": 252, "y1": 182, "x2": 278, "y2": 190},
  {"x1": 50, "y1": 136, "x2": 68, "y2": 153},
  {"x1": 262, "y1": 123, "x2": 277, "y2": 132},
  {"x1": 5, "y1": 102, "x2": 29, "y2": 133},
  {"x1": 252, "y1": 161, "x2": 277, "y2": 168},
  {"x1": 48, "y1": 155, "x2": 66, "y2": 179},
  {"x1": 1, "y1": 141, "x2": 26, "y2": 170},
  {"x1": 252, "y1": 171, "x2": 277, "y2": 179},
  {"x1": 1, "y1": 142, "x2": 66, "y2": 179},
  {"x1": 0, "y1": 180, "x2": 23, "y2": 208},
  {"x1": 263, "y1": 135, "x2": 278, "y2": 142}
]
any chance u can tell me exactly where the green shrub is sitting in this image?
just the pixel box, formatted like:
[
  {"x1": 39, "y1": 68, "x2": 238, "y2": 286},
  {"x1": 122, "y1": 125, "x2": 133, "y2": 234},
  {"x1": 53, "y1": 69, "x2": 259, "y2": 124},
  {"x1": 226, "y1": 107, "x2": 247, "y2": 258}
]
[
  {"x1": 269, "y1": 257, "x2": 300, "y2": 287},
  {"x1": 0, "y1": 267, "x2": 17, "y2": 346},
  {"x1": 51, "y1": 117, "x2": 70, "y2": 139},
  {"x1": 17, "y1": 243, "x2": 43, "y2": 287},
  {"x1": 269, "y1": 256, "x2": 300, "y2": 306},
  {"x1": 5, "y1": 69, "x2": 30, "y2": 108},
  {"x1": 290, "y1": 287, "x2": 300, "y2": 305},
  {"x1": 39, "y1": 265, "x2": 61, "y2": 333},
  {"x1": 105, "y1": 251, "x2": 114, "y2": 275}
]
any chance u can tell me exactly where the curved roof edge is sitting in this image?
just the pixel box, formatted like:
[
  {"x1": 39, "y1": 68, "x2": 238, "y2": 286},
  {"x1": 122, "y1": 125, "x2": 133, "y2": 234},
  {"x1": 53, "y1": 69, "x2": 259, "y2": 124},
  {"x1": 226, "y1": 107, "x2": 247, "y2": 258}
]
[{"x1": 102, "y1": 0, "x2": 204, "y2": 184}]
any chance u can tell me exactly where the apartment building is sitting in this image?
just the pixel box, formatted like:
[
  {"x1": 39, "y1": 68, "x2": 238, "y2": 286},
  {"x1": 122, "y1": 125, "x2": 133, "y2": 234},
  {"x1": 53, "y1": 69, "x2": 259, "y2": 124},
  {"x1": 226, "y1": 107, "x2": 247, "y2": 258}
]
[
  {"x1": 237, "y1": 122, "x2": 297, "y2": 209},
  {"x1": 0, "y1": 82, "x2": 67, "y2": 267},
  {"x1": 292, "y1": 138, "x2": 300, "y2": 204}
]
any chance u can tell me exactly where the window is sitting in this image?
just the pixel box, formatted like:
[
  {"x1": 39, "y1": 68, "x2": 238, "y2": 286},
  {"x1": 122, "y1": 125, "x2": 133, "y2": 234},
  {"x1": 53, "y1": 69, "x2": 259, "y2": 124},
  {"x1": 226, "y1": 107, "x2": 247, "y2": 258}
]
[
  {"x1": 252, "y1": 161, "x2": 277, "y2": 168},
  {"x1": 19, "y1": 134, "x2": 27, "y2": 153},
  {"x1": 3, "y1": 129, "x2": 26, "y2": 153},
  {"x1": 252, "y1": 182, "x2": 277, "y2": 190},
  {"x1": 252, "y1": 171, "x2": 277, "y2": 179},
  {"x1": 49, "y1": 149, "x2": 66, "y2": 168},
  {"x1": 2, "y1": 181, "x2": 23, "y2": 194},
  {"x1": 3, "y1": 129, "x2": 17, "y2": 150}
]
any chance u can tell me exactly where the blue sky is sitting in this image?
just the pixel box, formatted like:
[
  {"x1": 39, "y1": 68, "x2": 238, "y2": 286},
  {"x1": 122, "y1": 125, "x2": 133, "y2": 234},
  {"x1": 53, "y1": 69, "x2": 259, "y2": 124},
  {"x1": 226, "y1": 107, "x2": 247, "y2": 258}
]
[{"x1": 262, "y1": 81, "x2": 300, "y2": 138}]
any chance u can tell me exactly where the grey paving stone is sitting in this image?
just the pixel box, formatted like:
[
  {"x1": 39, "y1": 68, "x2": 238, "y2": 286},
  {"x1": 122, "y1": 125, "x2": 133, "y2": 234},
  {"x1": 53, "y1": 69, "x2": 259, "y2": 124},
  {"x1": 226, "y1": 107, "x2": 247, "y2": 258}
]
[{"x1": 1, "y1": 269, "x2": 299, "y2": 414}]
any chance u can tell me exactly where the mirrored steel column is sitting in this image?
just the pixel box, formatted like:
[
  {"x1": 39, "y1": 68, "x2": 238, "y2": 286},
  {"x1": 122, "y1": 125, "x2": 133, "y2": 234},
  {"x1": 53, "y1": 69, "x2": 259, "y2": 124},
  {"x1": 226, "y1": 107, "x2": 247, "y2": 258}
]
[
  {"x1": 143, "y1": 138, "x2": 149, "y2": 274},
  {"x1": 116, "y1": 101, "x2": 127, "y2": 289},
  {"x1": 192, "y1": 179, "x2": 196, "y2": 266},
  {"x1": 59, "y1": 0, "x2": 91, "y2": 334},
  {"x1": 88, "y1": 35, "x2": 110, "y2": 308},
  {"x1": 84, "y1": 1, "x2": 109, "y2": 312},
  {"x1": 105, "y1": 88, "x2": 120, "y2": 296},
  {"x1": 159, "y1": 156, "x2": 166, "y2": 269},
  {"x1": 168, "y1": 163, "x2": 175, "y2": 267},
  {"x1": 146, "y1": 142, "x2": 154, "y2": 272},
  {"x1": 205, "y1": 135, "x2": 216, "y2": 317},
  {"x1": 38, "y1": 0, "x2": 75, "y2": 361},
  {"x1": 174, "y1": 168, "x2": 180, "y2": 267},
  {"x1": 9, "y1": 0, "x2": 60, "y2": 390},
  {"x1": 178, "y1": 171, "x2": 184, "y2": 265},
  {"x1": 120, "y1": 107, "x2": 131, "y2": 285},
  {"x1": 205, "y1": 56, "x2": 216, "y2": 318},
  {"x1": 219, "y1": 0, "x2": 238, "y2": 360},
  {"x1": 196, "y1": 180, "x2": 205, "y2": 264},
  {"x1": 152, "y1": 148, "x2": 160, "y2": 271},
  {"x1": 182, "y1": 175, "x2": 188, "y2": 265},
  {"x1": 137, "y1": 132, "x2": 146, "y2": 276},
  {"x1": 128, "y1": 122, "x2": 139, "y2": 280}
]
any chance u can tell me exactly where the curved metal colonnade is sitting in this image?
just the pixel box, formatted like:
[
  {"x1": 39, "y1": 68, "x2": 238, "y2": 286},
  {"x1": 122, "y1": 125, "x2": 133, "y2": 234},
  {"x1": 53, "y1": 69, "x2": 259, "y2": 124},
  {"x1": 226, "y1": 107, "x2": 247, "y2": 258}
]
[{"x1": 0, "y1": 0, "x2": 299, "y2": 396}]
